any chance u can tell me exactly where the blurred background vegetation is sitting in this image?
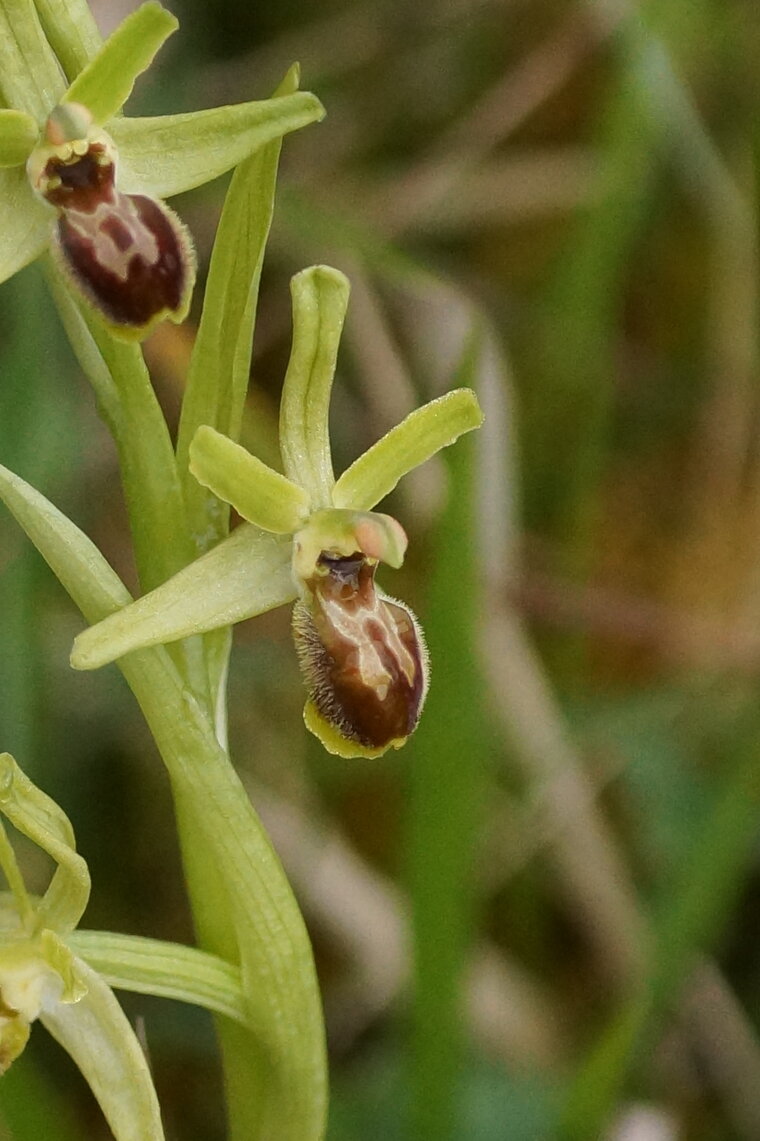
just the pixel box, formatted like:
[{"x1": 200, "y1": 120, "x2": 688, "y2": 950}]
[{"x1": 1, "y1": 0, "x2": 759, "y2": 1138}]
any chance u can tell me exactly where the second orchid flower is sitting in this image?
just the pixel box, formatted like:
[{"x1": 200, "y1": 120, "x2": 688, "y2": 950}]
[{"x1": 71, "y1": 266, "x2": 483, "y2": 757}]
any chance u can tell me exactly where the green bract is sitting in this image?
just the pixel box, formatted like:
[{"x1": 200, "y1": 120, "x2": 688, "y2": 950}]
[
  {"x1": 71, "y1": 265, "x2": 484, "y2": 758},
  {"x1": 0, "y1": 0, "x2": 324, "y2": 336}
]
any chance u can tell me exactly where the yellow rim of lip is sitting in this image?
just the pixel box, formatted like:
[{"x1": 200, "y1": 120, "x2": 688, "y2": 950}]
[{"x1": 303, "y1": 700, "x2": 407, "y2": 760}]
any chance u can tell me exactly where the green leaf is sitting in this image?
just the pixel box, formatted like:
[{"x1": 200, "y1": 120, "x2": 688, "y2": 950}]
[
  {"x1": 176, "y1": 64, "x2": 301, "y2": 553},
  {"x1": 189, "y1": 426, "x2": 311, "y2": 535},
  {"x1": 280, "y1": 265, "x2": 349, "y2": 507},
  {"x1": 71, "y1": 524, "x2": 295, "y2": 670},
  {"x1": 0, "y1": 109, "x2": 38, "y2": 166},
  {"x1": 333, "y1": 388, "x2": 484, "y2": 511},
  {"x1": 0, "y1": 753, "x2": 89, "y2": 936},
  {"x1": 68, "y1": 930, "x2": 248, "y2": 1027},
  {"x1": 63, "y1": 2, "x2": 177, "y2": 126},
  {"x1": 0, "y1": 0, "x2": 65, "y2": 120},
  {"x1": 0, "y1": 167, "x2": 50, "y2": 285},
  {"x1": 111, "y1": 91, "x2": 325, "y2": 200},
  {"x1": 32, "y1": 0, "x2": 103, "y2": 85},
  {"x1": 41, "y1": 957, "x2": 165, "y2": 1141},
  {"x1": 0, "y1": 460, "x2": 132, "y2": 625}
]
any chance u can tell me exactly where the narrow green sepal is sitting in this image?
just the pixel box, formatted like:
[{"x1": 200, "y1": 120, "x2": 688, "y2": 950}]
[
  {"x1": 190, "y1": 425, "x2": 311, "y2": 534},
  {"x1": 41, "y1": 957, "x2": 165, "y2": 1141},
  {"x1": 280, "y1": 266, "x2": 350, "y2": 506},
  {"x1": 68, "y1": 931, "x2": 248, "y2": 1028},
  {"x1": 111, "y1": 91, "x2": 325, "y2": 199},
  {"x1": 0, "y1": 167, "x2": 50, "y2": 285},
  {"x1": 0, "y1": 753, "x2": 90, "y2": 936},
  {"x1": 71, "y1": 524, "x2": 295, "y2": 670},
  {"x1": 333, "y1": 388, "x2": 484, "y2": 511},
  {"x1": 0, "y1": 109, "x2": 38, "y2": 166},
  {"x1": 62, "y1": 1, "x2": 178, "y2": 126},
  {"x1": 32, "y1": 0, "x2": 103, "y2": 85},
  {"x1": 0, "y1": 0, "x2": 65, "y2": 121}
]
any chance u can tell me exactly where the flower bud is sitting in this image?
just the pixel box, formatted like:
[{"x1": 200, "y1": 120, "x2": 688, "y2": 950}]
[{"x1": 293, "y1": 550, "x2": 428, "y2": 756}]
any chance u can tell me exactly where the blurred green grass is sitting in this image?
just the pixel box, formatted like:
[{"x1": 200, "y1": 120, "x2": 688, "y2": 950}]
[{"x1": 2, "y1": 0, "x2": 760, "y2": 1138}]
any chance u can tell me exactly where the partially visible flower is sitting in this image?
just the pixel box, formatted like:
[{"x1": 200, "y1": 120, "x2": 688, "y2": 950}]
[
  {"x1": 71, "y1": 266, "x2": 484, "y2": 757},
  {"x1": 0, "y1": 752, "x2": 165, "y2": 1140},
  {"x1": 0, "y1": 1, "x2": 323, "y2": 338}
]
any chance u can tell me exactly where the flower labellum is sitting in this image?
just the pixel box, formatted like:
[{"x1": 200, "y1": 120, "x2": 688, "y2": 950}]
[
  {"x1": 293, "y1": 548, "x2": 429, "y2": 757},
  {"x1": 28, "y1": 103, "x2": 195, "y2": 338}
]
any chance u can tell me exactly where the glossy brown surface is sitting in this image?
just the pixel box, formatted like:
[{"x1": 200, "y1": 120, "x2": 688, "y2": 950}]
[
  {"x1": 43, "y1": 145, "x2": 191, "y2": 332},
  {"x1": 293, "y1": 552, "x2": 427, "y2": 749},
  {"x1": 55, "y1": 194, "x2": 188, "y2": 328}
]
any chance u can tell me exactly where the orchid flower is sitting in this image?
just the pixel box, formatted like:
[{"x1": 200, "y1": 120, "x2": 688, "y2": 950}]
[
  {"x1": 0, "y1": 750, "x2": 262, "y2": 1139},
  {"x1": 0, "y1": 750, "x2": 164, "y2": 1139},
  {"x1": 71, "y1": 266, "x2": 484, "y2": 758},
  {"x1": 0, "y1": 0, "x2": 323, "y2": 338}
]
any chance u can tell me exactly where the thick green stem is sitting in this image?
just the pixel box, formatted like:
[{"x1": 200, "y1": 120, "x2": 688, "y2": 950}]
[{"x1": 118, "y1": 650, "x2": 328, "y2": 1140}]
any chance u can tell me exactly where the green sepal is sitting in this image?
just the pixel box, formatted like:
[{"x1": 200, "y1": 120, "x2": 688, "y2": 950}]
[
  {"x1": 333, "y1": 388, "x2": 484, "y2": 511},
  {"x1": 0, "y1": 109, "x2": 38, "y2": 166},
  {"x1": 0, "y1": 1006, "x2": 30, "y2": 1072},
  {"x1": 279, "y1": 266, "x2": 349, "y2": 507},
  {"x1": 40, "y1": 956, "x2": 165, "y2": 1141},
  {"x1": 111, "y1": 91, "x2": 325, "y2": 199},
  {"x1": 177, "y1": 63, "x2": 301, "y2": 552},
  {"x1": 71, "y1": 525, "x2": 295, "y2": 671},
  {"x1": 0, "y1": 753, "x2": 90, "y2": 937},
  {"x1": 0, "y1": 818, "x2": 34, "y2": 928},
  {"x1": 0, "y1": 0, "x2": 65, "y2": 121},
  {"x1": 32, "y1": 0, "x2": 103, "y2": 85},
  {"x1": 68, "y1": 930, "x2": 248, "y2": 1027},
  {"x1": 62, "y1": 1, "x2": 177, "y2": 127},
  {"x1": 0, "y1": 166, "x2": 50, "y2": 285},
  {"x1": 38, "y1": 929, "x2": 87, "y2": 1005},
  {"x1": 190, "y1": 425, "x2": 311, "y2": 535}
]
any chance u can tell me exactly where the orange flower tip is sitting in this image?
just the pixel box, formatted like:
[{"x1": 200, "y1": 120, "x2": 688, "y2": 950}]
[
  {"x1": 354, "y1": 515, "x2": 407, "y2": 566},
  {"x1": 45, "y1": 103, "x2": 94, "y2": 147},
  {"x1": 293, "y1": 552, "x2": 428, "y2": 756}
]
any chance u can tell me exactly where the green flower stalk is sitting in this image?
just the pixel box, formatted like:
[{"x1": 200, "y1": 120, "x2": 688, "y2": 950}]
[{"x1": 71, "y1": 266, "x2": 484, "y2": 758}]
